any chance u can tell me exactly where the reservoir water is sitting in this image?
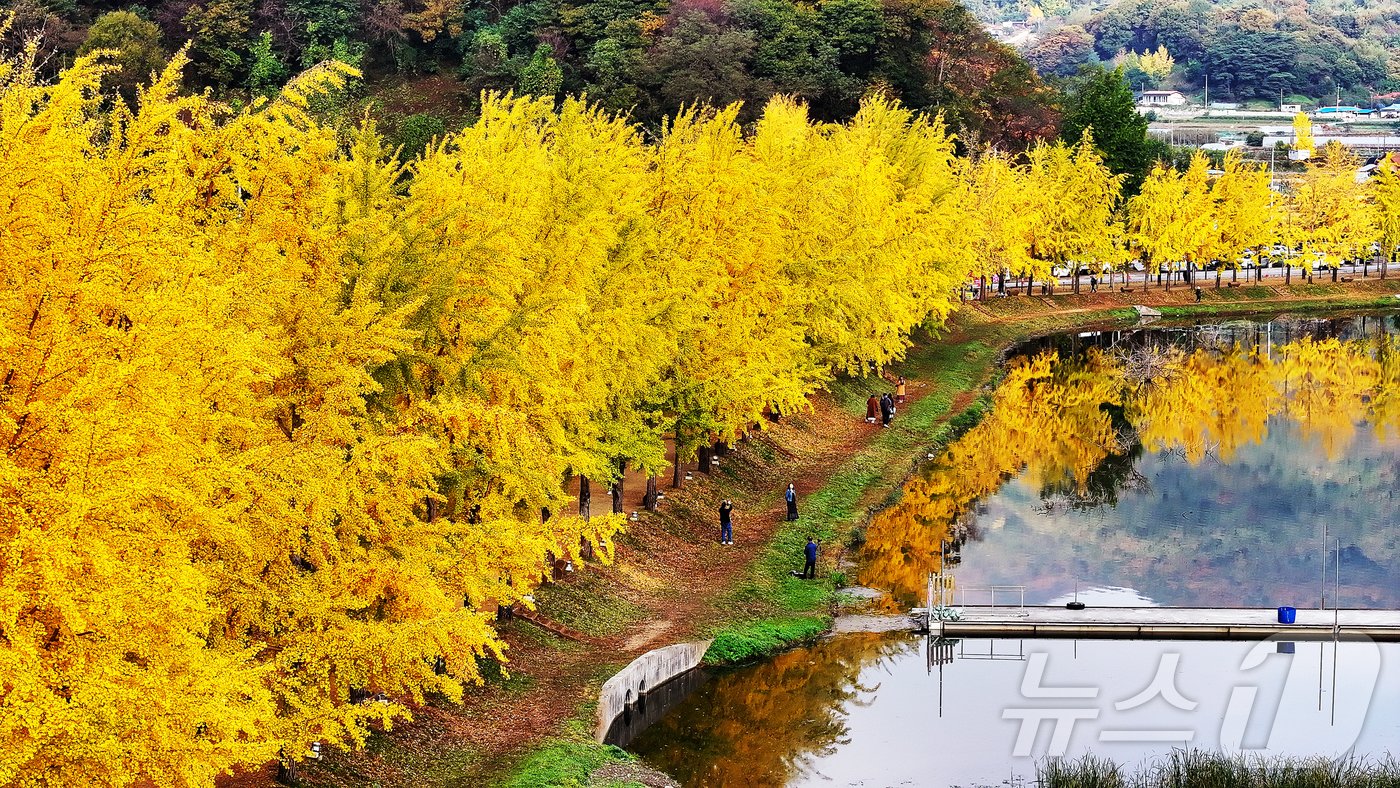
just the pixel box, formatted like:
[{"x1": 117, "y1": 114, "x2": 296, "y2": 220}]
[{"x1": 628, "y1": 314, "x2": 1400, "y2": 786}]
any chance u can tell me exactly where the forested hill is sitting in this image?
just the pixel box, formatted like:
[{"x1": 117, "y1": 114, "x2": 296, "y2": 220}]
[
  {"x1": 6, "y1": 0, "x2": 1059, "y2": 148},
  {"x1": 1018, "y1": 0, "x2": 1400, "y2": 103}
]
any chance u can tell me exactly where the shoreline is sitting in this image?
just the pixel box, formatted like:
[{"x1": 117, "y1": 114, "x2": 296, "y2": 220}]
[{"x1": 291, "y1": 280, "x2": 1400, "y2": 788}]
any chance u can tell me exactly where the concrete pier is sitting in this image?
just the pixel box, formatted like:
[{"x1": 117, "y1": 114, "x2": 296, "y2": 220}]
[{"x1": 919, "y1": 606, "x2": 1400, "y2": 641}]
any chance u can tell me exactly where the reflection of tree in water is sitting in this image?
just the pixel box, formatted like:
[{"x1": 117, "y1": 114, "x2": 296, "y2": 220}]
[
  {"x1": 858, "y1": 351, "x2": 1123, "y2": 600},
  {"x1": 1037, "y1": 439, "x2": 1150, "y2": 513},
  {"x1": 630, "y1": 634, "x2": 914, "y2": 788},
  {"x1": 861, "y1": 332, "x2": 1400, "y2": 606}
]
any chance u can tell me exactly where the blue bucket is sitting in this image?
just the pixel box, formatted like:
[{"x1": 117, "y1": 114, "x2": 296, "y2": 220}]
[{"x1": 1277, "y1": 606, "x2": 1297, "y2": 624}]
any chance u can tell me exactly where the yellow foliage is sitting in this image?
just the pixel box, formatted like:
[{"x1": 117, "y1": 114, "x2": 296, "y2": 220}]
[
  {"x1": 1291, "y1": 142, "x2": 1372, "y2": 270},
  {"x1": 1138, "y1": 45, "x2": 1175, "y2": 80},
  {"x1": 1293, "y1": 111, "x2": 1315, "y2": 153},
  {"x1": 0, "y1": 56, "x2": 980, "y2": 784}
]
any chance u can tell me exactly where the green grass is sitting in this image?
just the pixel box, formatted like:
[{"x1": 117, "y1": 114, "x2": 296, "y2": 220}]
[
  {"x1": 530, "y1": 570, "x2": 645, "y2": 638},
  {"x1": 1159, "y1": 294, "x2": 1400, "y2": 317},
  {"x1": 702, "y1": 615, "x2": 830, "y2": 664},
  {"x1": 1038, "y1": 749, "x2": 1400, "y2": 787},
  {"x1": 502, "y1": 739, "x2": 636, "y2": 788}
]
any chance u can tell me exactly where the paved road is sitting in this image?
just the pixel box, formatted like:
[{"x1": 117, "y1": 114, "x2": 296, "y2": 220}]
[{"x1": 967, "y1": 260, "x2": 1394, "y2": 296}]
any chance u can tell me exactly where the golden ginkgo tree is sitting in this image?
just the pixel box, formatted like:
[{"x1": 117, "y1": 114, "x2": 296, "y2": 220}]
[{"x1": 1, "y1": 51, "x2": 986, "y2": 785}]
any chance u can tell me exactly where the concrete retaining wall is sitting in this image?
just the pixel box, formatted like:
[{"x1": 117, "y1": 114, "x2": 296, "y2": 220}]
[{"x1": 595, "y1": 640, "x2": 711, "y2": 742}]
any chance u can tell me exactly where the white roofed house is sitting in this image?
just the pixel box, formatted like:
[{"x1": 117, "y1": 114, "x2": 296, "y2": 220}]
[{"x1": 1137, "y1": 90, "x2": 1189, "y2": 107}]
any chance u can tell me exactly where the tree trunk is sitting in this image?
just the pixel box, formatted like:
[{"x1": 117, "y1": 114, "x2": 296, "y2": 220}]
[
  {"x1": 426, "y1": 496, "x2": 438, "y2": 523},
  {"x1": 698, "y1": 446, "x2": 712, "y2": 474},
  {"x1": 644, "y1": 476, "x2": 659, "y2": 511},
  {"x1": 1332, "y1": 266, "x2": 1338, "y2": 282},
  {"x1": 1216, "y1": 268, "x2": 1222, "y2": 288},
  {"x1": 1285, "y1": 265, "x2": 1291, "y2": 284},
  {"x1": 611, "y1": 460, "x2": 625, "y2": 514},
  {"x1": 579, "y1": 477, "x2": 591, "y2": 521},
  {"x1": 979, "y1": 275, "x2": 986, "y2": 301},
  {"x1": 1232, "y1": 267, "x2": 1238, "y2": 283},
  {"x1": 277, "y1": 756, "x2": 300, "y2": 786},
  {"x1": 713, "y1": 440, "x2": 728, "y2": 458},
  {"x1": 1073, "y1": 271, "x2": 1080, "y2": 294},
  {"x1": 672, "y1": 451, "x2": 683, "y2": 487}
]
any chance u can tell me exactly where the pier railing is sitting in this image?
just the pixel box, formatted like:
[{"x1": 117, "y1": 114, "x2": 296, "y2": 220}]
[{"x1": 957, "y1": 584, "x2": 1026, "y2": 609}]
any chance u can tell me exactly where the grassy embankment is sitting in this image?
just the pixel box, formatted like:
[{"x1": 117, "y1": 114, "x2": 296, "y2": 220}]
[
  {"x1": 498, "y1": 281, "x2": 1400, "y2": 786},
  {"x1": 1040, "y1": 750, "x2": 1400, "y2": 787}
]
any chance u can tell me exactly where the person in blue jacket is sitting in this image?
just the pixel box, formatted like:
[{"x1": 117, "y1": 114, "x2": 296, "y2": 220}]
[{"x1": 801, "y1": 537, "x2": 819, "y2": 579}]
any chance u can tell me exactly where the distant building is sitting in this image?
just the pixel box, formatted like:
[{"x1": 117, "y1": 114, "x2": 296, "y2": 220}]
[
  {"x1": 1379, "y1": 104, "x2": 1400, "y2": 119},
  {"x1": 1315, "y1": 106, "x2": 1362, "y2": 120},
  {"x1": 1262, "y1": 134, "x2": 1400, "y2": 157},
  {"x1": 1356, "y1": 153, "x2": 1400, "y2": 183},
  {"x1": 1209, "y1": 101, "x2": 1241, "y2": 110},
  {"x1": 1137, "y1": 90, "x2": 1189, "y2": 107},
  {"x1": 1280, "y1": 103, "x2": 1303, "y2": 114}
]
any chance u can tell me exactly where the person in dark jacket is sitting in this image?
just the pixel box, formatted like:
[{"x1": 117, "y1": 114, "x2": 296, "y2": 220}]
[
  {"x1": 865, "y1": 394, "x2": 879, "y2": 424},
  {"x1": 785, "y1": 483, "x2": 798, "y2": 521},
  {"x1": 718, "y1": 499, "x2": 734, "y2": 545},
  {"x1": 879, "y1": 393, "x2": 893, "y2": 427},
  {"x1": 801, "y1": 537, "x2": 818, "y2": 579}
]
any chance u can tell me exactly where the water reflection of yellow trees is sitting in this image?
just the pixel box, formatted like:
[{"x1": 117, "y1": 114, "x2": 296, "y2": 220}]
[
  {"x1": 636, "y1": 634, "x2": 912, "y2": 787},
  {"x1": 1133, "y1": 348, "x2": 1281, "y2": 463},
  {"x1": 862, "y1": 335, "x2": 1400, "y2": 599},
  {"x1": 859, "y1": 352, "x2": 1123, "y2": 598}
]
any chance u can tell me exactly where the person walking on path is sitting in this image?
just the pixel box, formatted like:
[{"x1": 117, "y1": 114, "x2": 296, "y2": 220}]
[
  {"x1": 865, "y1": 394, "x2": 879, "y2": 424},
  {"x1": 718, "y1": 499, "x2": 734, "y2": 545},
  {"x1": 1090, "y1": 275, "x2": 1098, "y2": 293},
  {"x1": 1194, "y1": 286, "x2": 1203, "y2": 303},
  {"x1": 801, "y1": 537, "x2": 819, "y2": 579},
  {"x1": 896, "y1": 376, "x2": 907, "y2": 404},
  {"x1": 785, "y1": 483, "x2": 799, "y2": 521},
  {"x1": 879, "y1": 392, "x2": 894, "y2": 427}
]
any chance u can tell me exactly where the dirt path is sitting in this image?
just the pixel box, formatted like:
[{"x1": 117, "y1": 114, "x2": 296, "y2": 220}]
[{"x1": 962, "y1": 279, "x2": 1400, "y2": 324}]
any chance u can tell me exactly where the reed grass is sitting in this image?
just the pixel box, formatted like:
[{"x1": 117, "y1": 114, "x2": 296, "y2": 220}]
[{"x1": 1037, "y1": 750, "x2": 1400, "y2": 788}]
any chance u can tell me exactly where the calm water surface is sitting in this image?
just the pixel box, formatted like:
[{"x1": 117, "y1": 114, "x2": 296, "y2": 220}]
[
  {"x1": 632, "y1": 635, "x2": 1400, "y2": 786},
  {"x1": 629, "y1": 315, "x2": 1400, "y2": 786}
]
